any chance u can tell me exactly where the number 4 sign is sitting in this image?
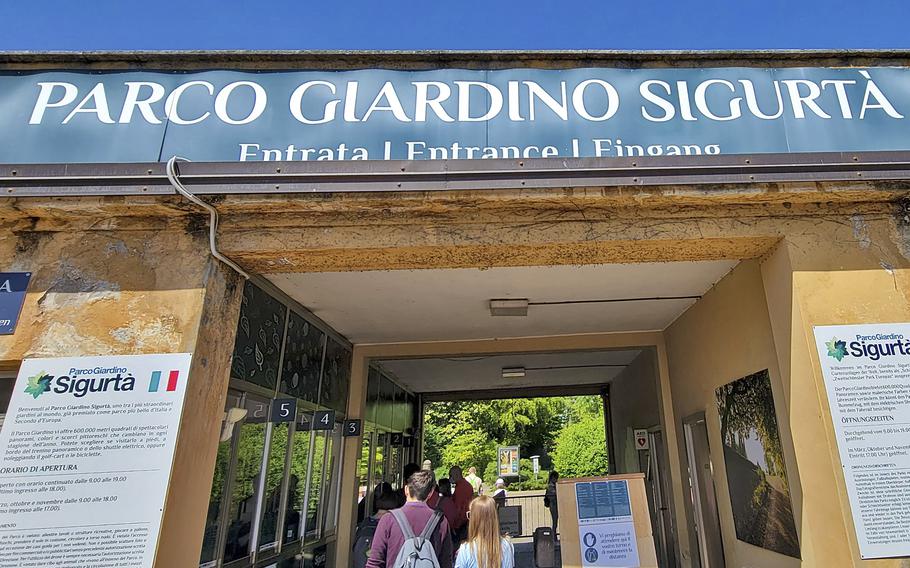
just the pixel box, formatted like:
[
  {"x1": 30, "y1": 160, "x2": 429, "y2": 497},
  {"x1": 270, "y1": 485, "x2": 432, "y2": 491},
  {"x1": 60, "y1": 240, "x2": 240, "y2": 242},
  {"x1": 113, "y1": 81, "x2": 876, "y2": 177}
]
[
  {"x1": 312, "y1": 410, "x2": 335, "y2": 431},
  {"x1": 634, "y1": 429, "x2": 650, "y2": 451}
]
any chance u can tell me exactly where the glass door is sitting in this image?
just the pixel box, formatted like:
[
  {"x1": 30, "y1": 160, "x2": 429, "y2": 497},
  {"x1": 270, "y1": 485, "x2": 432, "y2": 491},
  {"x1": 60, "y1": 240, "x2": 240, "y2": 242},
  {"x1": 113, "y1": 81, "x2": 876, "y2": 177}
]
[{"x1": 683, "y1": 413, "x2": 725, "y2": 568}]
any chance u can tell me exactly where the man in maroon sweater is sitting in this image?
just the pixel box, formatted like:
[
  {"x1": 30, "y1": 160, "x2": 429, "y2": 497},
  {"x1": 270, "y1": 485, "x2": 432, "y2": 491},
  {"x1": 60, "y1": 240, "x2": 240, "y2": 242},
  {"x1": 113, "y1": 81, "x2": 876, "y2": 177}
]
[{"x1": 366, "y1": 470, "x2": 454, "y2": 568}]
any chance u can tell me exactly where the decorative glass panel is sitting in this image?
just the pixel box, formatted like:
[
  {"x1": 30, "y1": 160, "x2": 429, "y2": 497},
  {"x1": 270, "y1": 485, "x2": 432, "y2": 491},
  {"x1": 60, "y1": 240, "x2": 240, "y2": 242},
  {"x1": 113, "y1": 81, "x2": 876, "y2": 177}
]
[
  {"x1": 199, "y1": 392, "x2": 241, "y2": 567},
  {"x1": 366, "y1": 368, "x2": 381, "y2": 424},
  {"x1": 283, "y1": 421, "x2": 312, "y2": 545},
  {"x1": 305, "y1": 431, "x2": 327, "y2": 540},
  {"x1": 258, "y1": 422, "x2": 291, "y2": 552},
  {"x1": 231, "y1": 282, "x2": 287, "y2": 390},
  {"x1": 222, "y1": 395, "x2": 269, "y2": 563},
  {"x1": 319, "y1": 338, "x2": 351, "y2": 413},
  {"x1": 379, "y1": 376, "x2": 395, "y2": 429},
  {"x1": 322, "y1": 423, "x2": 344, "y2": 534},
  {"x1": 281, "y1": 311, "x2": 325, "y2": 402}
]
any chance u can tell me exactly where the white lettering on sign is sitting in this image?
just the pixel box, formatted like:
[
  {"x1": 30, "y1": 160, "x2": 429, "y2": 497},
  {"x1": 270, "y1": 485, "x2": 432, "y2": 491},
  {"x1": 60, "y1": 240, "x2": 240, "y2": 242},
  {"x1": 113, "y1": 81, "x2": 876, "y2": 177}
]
[{"x1": 24, "y1": 71, "x2": 904, "y2": 126}]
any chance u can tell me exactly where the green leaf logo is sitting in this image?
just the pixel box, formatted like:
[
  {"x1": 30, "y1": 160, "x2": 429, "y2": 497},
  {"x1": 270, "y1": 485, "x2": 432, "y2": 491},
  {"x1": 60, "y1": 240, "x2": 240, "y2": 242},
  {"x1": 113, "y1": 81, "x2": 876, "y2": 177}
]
[
  {"x1": 826, "y1": 338, "x2": 848, "y2": 362},
  {"x1": 24, "y1": 372, "x2": 52, "y2": 399}
]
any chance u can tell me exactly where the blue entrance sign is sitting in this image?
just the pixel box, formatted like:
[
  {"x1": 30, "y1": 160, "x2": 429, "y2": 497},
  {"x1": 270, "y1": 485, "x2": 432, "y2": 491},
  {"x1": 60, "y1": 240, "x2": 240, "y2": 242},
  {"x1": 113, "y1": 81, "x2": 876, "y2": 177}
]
[
  {"x1": 1, "y1": 67, "x2": 909, "y2": 164},
  {"x1": 0, "y1": 272, "x2": 30, "y2": 334}
]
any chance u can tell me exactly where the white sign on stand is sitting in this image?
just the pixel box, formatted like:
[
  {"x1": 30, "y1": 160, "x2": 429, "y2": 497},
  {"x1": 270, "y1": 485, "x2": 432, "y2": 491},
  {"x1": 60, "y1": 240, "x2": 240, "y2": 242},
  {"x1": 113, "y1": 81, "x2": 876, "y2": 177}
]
[
  {"x1": 814, "y1": 324, "x2": 910, "y2": 560},
  {"x1": 575, "y1": 479, "x2": 640, "y2": 567},
  {"x1": 0, "y1": 353, "x2": 193, "y2": 568}
]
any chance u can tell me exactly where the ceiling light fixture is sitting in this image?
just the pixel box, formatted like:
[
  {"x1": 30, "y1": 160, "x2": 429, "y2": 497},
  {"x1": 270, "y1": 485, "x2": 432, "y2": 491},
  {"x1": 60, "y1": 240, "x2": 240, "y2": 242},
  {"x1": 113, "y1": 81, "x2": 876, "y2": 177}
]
[
  {"x1": 489, "y1": 298, "x2": 529, "y2": 317},
  {"x1": 501, "y1": 367, "x2": 527, "y2": 379}
]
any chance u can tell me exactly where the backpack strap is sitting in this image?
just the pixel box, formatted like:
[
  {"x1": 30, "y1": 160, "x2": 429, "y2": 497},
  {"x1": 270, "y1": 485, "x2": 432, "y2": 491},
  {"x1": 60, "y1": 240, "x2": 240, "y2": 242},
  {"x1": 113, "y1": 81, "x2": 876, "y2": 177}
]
[
  {"x1": 390, "y1": 509, "x2": 416, "y2": 540},
  {"x1": 419, "y1": 510, "x2": 444, "y2": 541}
]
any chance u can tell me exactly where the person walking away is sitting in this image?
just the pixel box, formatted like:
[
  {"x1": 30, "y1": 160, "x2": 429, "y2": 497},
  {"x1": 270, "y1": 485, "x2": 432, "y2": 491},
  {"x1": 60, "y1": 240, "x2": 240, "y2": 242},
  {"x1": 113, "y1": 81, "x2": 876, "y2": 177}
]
[
  {"x1": 353, "y1": 488, "x2": 399, "y2": 568},
  {"x1": 366, "y1": 470, "x2": 454, "y2": 568},
  {"x1": 491, "y1": 479, "x2": 507, "y2": 509},
  {"x1": 544, "y1": 471, "x2": 559, "y2": 535},
  {"x1": 449, "y1": 466, "x2": 473, "y2": 544},
  {"x1": 394, "y1": 463, "x2": 422, "y2": 508},
  {"x1": 455, "y1": 496, "x2": 515, "y2": 568},
  {"x1": 465, "y1": 467, "x2": 483, "y2": 495},
  {"x1": 427, "y1": 478, "x2": 460, "y2": 533}
]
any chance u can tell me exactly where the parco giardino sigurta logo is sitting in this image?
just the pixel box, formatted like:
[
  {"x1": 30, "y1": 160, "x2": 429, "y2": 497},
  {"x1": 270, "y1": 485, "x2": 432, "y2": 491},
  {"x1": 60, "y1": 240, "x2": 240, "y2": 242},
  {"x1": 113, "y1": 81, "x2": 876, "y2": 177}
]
[
  {"x1": 23, "y1": 371, "x2": 53, "y2": 398},
  {"x1": 826, "y1": 337, "x2": 848, "y2": 361}
]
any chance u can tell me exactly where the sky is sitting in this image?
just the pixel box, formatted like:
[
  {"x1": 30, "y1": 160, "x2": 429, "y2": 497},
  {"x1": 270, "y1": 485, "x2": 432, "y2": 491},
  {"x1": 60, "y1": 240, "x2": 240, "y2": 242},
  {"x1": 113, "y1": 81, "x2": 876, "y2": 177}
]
[{"x1": 1, "y1": 0, "x2": 910, "y2": 51}]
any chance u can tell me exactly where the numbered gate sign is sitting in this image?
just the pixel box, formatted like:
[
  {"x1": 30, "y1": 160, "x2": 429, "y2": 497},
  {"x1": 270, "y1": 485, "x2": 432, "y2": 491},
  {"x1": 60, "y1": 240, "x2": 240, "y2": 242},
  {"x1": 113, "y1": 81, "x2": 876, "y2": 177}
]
[
  {"x1": 0, "y1": 272, "x2": 30, "y2": 335},
  {"x1": 343, "y1": 419, "x2": 362, "y2": 437},
  {"x1": 245, "y1": 397, "x2": 270, "y2": 424},
  {"x1": 298, "y1": 412, "x2": 312, "y2": 431},
  {"x1": 312, "y1": 409, "x2": 336, "y2": 431},
  {"x1": 390, "y1": 432, "x2": 404, "y2": 446},
  {"x1": 270, "y1": 398, "x2": 297, "y2": 423}
]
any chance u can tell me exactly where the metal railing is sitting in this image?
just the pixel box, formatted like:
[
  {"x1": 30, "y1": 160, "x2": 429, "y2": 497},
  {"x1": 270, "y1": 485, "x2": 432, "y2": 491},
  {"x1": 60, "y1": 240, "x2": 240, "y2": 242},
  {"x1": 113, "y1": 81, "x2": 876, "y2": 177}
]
[{"x1": 496, "y1": 490, "x2": 556, "y2": 539}]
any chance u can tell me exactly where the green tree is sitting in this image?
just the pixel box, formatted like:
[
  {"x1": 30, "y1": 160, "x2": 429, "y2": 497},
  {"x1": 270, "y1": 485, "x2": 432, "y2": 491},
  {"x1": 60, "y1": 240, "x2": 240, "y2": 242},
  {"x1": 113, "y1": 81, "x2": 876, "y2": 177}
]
[
  {"x1": 716, "y1": 370, "x2": 786, "y2": 477},
  {"x1": 552, "y1": 415, "x2": 609, "y2": 477}
]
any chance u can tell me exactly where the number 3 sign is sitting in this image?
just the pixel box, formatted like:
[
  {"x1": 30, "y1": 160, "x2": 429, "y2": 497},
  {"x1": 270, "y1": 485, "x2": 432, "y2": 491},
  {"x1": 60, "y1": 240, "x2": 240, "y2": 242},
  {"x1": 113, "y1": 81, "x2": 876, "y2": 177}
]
[{"x1": 343, "y1": 419, "x2": 362, "y2": 437}]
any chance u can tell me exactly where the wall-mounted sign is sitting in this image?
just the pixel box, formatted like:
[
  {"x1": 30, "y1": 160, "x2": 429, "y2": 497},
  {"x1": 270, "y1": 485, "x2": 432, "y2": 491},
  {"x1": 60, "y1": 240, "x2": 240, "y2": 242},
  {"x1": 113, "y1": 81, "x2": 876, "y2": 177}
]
[
  {"x1": 633, "y1": 429, "x2": 650, "y2": 451},
  {"x1": 0, "y1": 353, "x2": 193, "y2": 568},
  {"x1": 814, "y1": 323, "x2": 910, "y2": 559},
  {"x1": 498, "y1": 446, "x2": 520, "y2": 477},
  {"x1": 270, "y1": 398, "x2": 297, "y2": 423},
  {"x1": 343, "y1": 419, "x2": 362, "y2": 437},
  {"x1": 311, "y1": 409, "x2": 335, "y2": 431},
  {"x1": 0, "y1": 272, "x2": 30, "y2": 335},
  {"x1": 2, "y1": 67, "x2": 910, "y2": 165},
  {"x1": 575, "y1": 480, "x2": 640, "y2": 567}
]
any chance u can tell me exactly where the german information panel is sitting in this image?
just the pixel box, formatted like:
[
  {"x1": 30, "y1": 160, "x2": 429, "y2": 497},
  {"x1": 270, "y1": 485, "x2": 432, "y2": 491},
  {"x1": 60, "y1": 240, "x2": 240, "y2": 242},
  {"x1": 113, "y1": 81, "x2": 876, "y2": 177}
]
[
  {"x1": 814, "y1": 324, "x2": 910, "y2": 559},
  {"x1": 0, "y1": 353, "x2": 193, "y2": 568}
]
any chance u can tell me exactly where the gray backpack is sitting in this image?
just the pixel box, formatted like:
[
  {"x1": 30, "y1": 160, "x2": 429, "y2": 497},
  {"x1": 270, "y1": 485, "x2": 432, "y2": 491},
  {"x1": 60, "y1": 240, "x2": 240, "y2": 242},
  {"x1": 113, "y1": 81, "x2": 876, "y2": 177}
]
[{"x1": 390, "y1": 508, "x2": 444, "y2": 568}]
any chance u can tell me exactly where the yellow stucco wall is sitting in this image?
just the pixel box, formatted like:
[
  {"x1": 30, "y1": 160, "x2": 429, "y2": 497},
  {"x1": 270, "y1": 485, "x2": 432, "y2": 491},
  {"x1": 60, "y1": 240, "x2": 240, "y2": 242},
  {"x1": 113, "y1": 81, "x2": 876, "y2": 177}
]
[
  {"x1": 760, "y1": 216, "x2": 910, "y2": 568},
  {"x1": 0, "y1": 226, "x2": 243, "y2": 568},
  {"x1": 666, "y1": 212, "x2": 910, "y2": 568},
  {"x1": 667, "y1": 259, "x2": 803, "y2": 568}
]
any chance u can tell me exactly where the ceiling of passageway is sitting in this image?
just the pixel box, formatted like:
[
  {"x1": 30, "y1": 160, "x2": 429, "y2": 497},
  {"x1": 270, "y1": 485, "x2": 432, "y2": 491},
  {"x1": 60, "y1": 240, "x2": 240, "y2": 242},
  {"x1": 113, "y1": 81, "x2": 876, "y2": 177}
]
[
  {"x1": 267, "y1": 260, "x2": 737, "y2": 343},
  {"x1": 379, "y1": 349, "x2": 643, "y2": 394}
]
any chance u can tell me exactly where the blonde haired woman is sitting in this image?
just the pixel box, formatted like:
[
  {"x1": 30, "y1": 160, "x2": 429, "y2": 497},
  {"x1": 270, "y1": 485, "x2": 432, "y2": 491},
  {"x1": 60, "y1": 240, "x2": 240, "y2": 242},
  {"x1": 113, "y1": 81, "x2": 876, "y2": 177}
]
[{"x1": 455, "y1": 495, "x2": 515, "y2": 568}]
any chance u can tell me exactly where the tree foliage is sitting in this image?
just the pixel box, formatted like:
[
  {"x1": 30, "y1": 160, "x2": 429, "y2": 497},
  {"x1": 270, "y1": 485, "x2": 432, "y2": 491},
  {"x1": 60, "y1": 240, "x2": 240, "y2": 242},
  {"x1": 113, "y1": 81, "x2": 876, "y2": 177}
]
[
  {"x1": 424, "y1": 395, "x2": 607, "y2": 483},
  {"x1": 716, "y1": 370, "x2": 786, "y2": 477},
  {"x1": 552, "y1": 415, "x2": 609, "y2": 477}
]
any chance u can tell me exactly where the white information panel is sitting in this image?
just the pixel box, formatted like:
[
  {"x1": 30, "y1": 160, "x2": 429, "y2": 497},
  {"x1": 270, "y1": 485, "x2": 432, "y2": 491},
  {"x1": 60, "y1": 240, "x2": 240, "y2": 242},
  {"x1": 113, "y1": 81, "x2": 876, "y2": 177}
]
[
  {"x1": 0, "y1": 353, "x2": 193, "y2": 568},
  {"x1": 575, "y1": 479, "x2": 640, "y2": 567},
  {"x1": 814, "y1": 324, "x2": 910, "y2": 559}
]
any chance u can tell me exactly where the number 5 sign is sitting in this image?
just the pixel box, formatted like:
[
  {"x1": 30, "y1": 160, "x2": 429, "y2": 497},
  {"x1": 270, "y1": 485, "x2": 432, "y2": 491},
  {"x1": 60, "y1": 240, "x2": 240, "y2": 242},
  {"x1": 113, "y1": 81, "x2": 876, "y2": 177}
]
[{"x1": 270, "y1": 398, "x2": 297, "y2": 423}]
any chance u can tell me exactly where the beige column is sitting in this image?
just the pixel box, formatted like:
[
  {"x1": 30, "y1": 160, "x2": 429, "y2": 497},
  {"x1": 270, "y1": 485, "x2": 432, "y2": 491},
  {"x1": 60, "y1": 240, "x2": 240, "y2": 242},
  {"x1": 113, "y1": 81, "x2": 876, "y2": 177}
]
[
  {"x1": 333, "y1": 346, "x2": 370, "y2": 567},
  {"x1": 153, "y1": 262, "x2": 243, "y2": 567},
  {"x1": 0, "y1": 223, "x2": 244, "y2": 568},
  {"x1": 761, "y1": 215, "x2": 910, "y2": 568}
]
